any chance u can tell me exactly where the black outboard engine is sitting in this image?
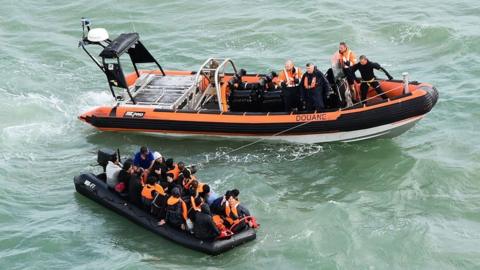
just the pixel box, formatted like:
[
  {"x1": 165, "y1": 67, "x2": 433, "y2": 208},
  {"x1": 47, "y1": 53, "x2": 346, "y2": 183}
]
[{"x1": 97, "y1": 148, "x2": 117, "y2": 172}]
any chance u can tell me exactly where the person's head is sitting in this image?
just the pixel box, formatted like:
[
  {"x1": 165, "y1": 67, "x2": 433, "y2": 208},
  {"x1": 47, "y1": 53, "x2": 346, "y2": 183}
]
[
  {"x1": 178, "y1": 161, "x2": 186, "y2": 171},
  {"x1": 171, "y1": 187, "x2": 181, "y2": 198},
  {"x1": 359, "y1": 55, "x2": 368, "y2": 65},
  {"x1": 194, "y1": 196, "x2": 203, "y2": 208},
  {"x1": 306, "y1": 63, "x2": 315, "y2": 74},
  {"x1": 146, "y1": 175, "x2": 156, "y2": 185},
  {"x1": 123, "y1": 158, "x2": 133, "y2": 172},
  {"x1": 153, "y1": 151, "x2": 162, "y2": 162},
  {"x1": 230, "y1": 189, "x2": 240, "y2": 199},
  {"x1": 165, "y1": 158, "x2": 174, "y2": 168},
  {"x1": 228, "y1": 194, "x2": 237, "y2": 205},
  {"x1": 190, "y1": 180, "x2": 199, "y2": 190},
  {"x1": 339, "y1": 42, "x2": 348, "y2": 53},
  {"x1": 225, "y1": 190, "x2": 232, "y2": 199},
  {"x1": 140, "y1": 146, "x2": 149, "y2": 159},
  {"x1": 112, "y1": 154, "x2": 118, "y2": 163},
  {"x1": 203, "y1": 184, "x2": 210, "y2": 194},
  {"x1": 182, "y1": 168, "x2": 191, "y2": 179},
  {"x1": 285, "y1": 59, "x2": 294, "y2": 71}
]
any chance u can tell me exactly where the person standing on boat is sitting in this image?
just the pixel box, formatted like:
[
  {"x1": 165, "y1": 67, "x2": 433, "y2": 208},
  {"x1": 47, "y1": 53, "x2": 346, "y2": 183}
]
[
  {"x1": 351, "y1": 55, "x2": 393, "y2": 103},
  {"x1": 331, "y1": 42, "x2": 358, "y2": 101},
  {"x1": 277, "y1": 60, "x2": 303, "y2": 112},
  {"x1": 300, "y1": 63, "x2": 330, "y2": 111}
]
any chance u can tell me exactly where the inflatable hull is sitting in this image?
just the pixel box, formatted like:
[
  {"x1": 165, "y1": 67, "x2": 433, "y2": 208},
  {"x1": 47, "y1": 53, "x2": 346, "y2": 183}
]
[
  {"x1": 79, "y1": 73, "x2": 439, "y2": 144},
  {"x1": 74, "y1": 173, "x2": 256, "y2": 255}
]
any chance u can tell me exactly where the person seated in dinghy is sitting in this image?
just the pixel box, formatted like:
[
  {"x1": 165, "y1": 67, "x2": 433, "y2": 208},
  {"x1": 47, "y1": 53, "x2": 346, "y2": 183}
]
[
  {"x1": 141, "y1": 176, "x2": 166, "y2": 209},
  {"x1": 194, "y1": 204, "x2": 221, "y2": 242},
  {"x1": 115, "y1": 158, "x2": 134, "y2": 193},
  {"x1": 351, "y1": 55, "x2": 393, "y2": 104},
  {"x1": 106, "y1": 153, "x2": 122, "y2": 189},
  {"x1": 133, "y1": 146, "x2": 155, "y2": 171},
  {"x1": 159, "y1": 187, "x2": 188, "y2": 230},
  {"x1": 148, "y1": 152, "x2": 167, "y2": 183}
]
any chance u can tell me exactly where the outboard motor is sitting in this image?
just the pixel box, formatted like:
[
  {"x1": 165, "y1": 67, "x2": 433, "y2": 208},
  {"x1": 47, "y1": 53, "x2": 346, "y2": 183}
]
[{"x1": 97, "y1": 148, "x2": 117, "y2": 172}]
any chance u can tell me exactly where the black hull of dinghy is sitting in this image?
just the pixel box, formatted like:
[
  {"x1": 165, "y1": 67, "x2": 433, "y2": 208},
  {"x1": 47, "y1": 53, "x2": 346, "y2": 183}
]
[{"x1": 74, "y1": 173, "x2": 256, "y2": 255}]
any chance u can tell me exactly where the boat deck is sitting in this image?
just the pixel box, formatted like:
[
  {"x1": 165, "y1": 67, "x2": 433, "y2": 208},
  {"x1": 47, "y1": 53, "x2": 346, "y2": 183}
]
[{"x1": 129, "y1": 74, "x2": 197, "y2": 109}]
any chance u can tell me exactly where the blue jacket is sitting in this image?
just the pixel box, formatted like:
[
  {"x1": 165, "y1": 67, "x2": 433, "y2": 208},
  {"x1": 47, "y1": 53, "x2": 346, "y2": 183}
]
[{"x1": 133, "y1": 151, "x2": 154, "y2": 169}]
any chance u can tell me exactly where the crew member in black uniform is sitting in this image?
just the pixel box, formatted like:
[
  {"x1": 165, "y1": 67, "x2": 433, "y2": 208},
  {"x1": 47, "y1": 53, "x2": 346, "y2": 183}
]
[{"x1": 351, "y1": 55, "x2": 393, "y2": 103}]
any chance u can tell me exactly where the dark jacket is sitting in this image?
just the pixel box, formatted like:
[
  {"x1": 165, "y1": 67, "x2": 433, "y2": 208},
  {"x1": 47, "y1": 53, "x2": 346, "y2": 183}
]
[
  {"x1": 194, "y1": 205, "x2": 220, "y2": 241},
  {"x1": 351, "y1": 61, "x2": 393, "y2": 81},
  {"x1": 128, "y1": 174, "x2": 142, "y2": 206},
  {"x1": 300, "y1": 69, "x2": 330, "y2": 93}
]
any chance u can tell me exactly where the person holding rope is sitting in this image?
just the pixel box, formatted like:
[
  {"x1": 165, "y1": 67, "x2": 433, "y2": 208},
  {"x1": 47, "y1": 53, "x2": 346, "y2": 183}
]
[{"x1": 351, "y1": 55, "x2": 393, "y2": 103}]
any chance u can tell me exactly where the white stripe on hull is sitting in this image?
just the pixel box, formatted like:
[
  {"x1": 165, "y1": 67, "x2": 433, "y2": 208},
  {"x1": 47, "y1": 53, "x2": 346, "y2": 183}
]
[{"x1": 131, "y1": 115, "x2": 424, "y2": 144}]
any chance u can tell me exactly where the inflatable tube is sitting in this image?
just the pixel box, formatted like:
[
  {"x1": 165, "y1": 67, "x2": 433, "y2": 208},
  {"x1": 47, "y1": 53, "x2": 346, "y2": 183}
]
[{"x1": 74, "y1": 173, "x2": 256, "y2": 255}]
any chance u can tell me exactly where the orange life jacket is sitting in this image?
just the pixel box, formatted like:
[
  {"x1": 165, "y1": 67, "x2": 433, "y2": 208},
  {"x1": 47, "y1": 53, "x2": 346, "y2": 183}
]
[
  {"x1": 141, "y1": 183, "x2": 165, "y2": 200},
  {"x1": 304, "y1": 76, "x2": 317, "y2": 90},
  {"x1": 225, "y1": 201, "x2": 240, "y2": 225},
  {"x1": 167, "y1": 164, "x2": 180, "y2": 180},
  {"x1": 278, "y1": 67, "x2": 303, "y2": 87},
  {"x1": 167, "y1": 196, "x2": 188, "y2": 221},
  {"x1": 337, "y1": 49, "x2": 357, "y2": 67},
  {"x1": 196, "y1": 182, "x2": 205, "y2": 194},
  {"x1": 183, "y1": 175, "x2": 197, "y2": 190}
]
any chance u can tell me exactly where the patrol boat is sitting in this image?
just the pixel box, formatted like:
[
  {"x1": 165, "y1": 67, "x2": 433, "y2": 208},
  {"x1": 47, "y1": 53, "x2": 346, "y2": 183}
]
[{"x1": 78, "y1": 19, "x2": 438, "y2": 143}]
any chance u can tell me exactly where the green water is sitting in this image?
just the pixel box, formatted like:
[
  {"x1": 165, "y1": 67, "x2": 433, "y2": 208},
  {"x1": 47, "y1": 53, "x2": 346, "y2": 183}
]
[{"x1": 1, "y1": 0, "x2": 479, "y2": 269}]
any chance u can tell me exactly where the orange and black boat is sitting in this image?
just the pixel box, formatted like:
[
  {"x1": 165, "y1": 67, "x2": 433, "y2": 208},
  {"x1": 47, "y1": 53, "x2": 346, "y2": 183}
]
[{"x1": 78, "y1": 19, "x2": 438, "y2": 143}]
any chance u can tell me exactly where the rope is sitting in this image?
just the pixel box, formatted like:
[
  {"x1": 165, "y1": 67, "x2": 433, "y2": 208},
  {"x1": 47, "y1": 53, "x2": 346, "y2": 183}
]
[{"x1": 197, "y1": 82, "x2": 406, "y2": 167}]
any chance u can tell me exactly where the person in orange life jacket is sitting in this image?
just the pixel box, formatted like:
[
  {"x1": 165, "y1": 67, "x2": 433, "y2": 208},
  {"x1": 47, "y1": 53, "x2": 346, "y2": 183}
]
[
  {"x1": 210, "y1": 190, "x2": 233, "y2": 215},
  {"x1": 188, "y1": 195, "x2": 204, "y2": 222},
  {"x1": 351, "y1": 55, "x2": 393, "y2": 103},
  {"x1": 151, "y1": 181, "x2": 169, "y2": 219},
  {"x1": 300, "y1": 63, "x2": 330, "y2": 111},
  {"x1": 116, "y1": 158, "x2": 134, "y2": 193},
  {"x1": 224, "y1": 189, "x2": 248, "y2": 233},
  {"x1": 332, "y1": 42, "x2": 358, "y2": 98},
  {"x1": 159, "y1": 187, "x2": 188, "y2": 230},
  {"x1": 194, "y1": 203, "x2": 221, "y2": 241},
  {"x1": 141, "y1": 176, "x2": 165, "y2": 208},
  {"x1": 277, "y1": 60, "x2": 303, "y2": 112},
  {"x1": 133, "y1": 146, "x2": 155, "y2": 172}
]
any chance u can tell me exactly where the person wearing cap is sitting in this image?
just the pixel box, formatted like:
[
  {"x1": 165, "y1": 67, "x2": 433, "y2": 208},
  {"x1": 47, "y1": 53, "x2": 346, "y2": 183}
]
[
  {"x1": 193, "y1": 204, "x2": 220, "y2": 241},
  {"x1": 160, "y1": 187, "x2": 188, "y2": 230},
  {"x1": 133, "y1": 146, "x2": 155, "y2": 170}
]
